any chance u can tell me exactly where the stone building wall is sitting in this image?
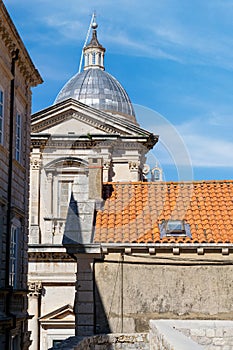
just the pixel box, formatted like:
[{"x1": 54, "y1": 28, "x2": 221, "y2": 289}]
[
  {"x1": 0, "y1": 1, "x2": 42, "y2": 349},
  {"x1": 93, "y1": 252, "x2": 233, "y2": 334}
]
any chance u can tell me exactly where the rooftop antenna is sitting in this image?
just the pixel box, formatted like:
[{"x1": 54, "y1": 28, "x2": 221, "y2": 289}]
[{"x1": 78, "y1": 12, "x2": 96, "y2": 74}]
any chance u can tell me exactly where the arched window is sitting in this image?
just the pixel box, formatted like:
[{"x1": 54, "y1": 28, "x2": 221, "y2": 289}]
[
  {"x1": 92, "y1": 52, "x2": 96, "y2": 65},
  {"x1": 44, "y1": 157, "x2": 88, "y2": 219},
  {"x1": 98, "y1": 52, "x2": 101, "y2": 65}
]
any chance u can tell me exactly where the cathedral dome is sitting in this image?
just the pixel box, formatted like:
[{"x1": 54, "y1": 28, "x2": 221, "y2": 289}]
[
  {"x1": 54, "y1": 68, "x2": 136, "y2": 122},
  {"x1": 54, "y1": 19, "x2": 136, "y2": 124}
]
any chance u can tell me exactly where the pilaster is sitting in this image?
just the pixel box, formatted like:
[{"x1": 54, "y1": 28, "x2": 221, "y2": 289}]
[
  {"x1": 29, "y1": 149, "x2": 42, "y2": 244},
  {"x1": 28, "y1": 281, "x2": 43, "y2": 350}
]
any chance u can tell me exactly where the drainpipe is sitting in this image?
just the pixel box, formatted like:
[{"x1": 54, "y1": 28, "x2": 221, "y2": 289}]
[{"x1": 5, "y1": 48, "x2": 19, "y2": 350}]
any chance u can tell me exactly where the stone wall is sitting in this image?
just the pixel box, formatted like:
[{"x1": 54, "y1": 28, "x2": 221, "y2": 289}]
[
  {"x1": 176, "y1": 320, "x2": 233, "y2": 349},
  {"x1": 150, "y1": 321, "x2": 202, "y2": 350},
  {"x1": 150, "y1": 320, "x2": 233, "y2": 349},
  {"x1": 48, "y1": 320, "x2": 233, "y2": 350},
  {"x1": 94, "y1": 253, "x2": 233, "y2": 334},
  {"x1": 49, "y1": 333, "x2": 149, "y2": 350}
]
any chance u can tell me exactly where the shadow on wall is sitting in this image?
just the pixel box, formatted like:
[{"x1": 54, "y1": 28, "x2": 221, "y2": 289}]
[
  {"x1": 63, "y1": 183, "x2": 233, "y2": 336},
  {"x1": 63, "y1": 192, "x2": 112, "y2": 335}
]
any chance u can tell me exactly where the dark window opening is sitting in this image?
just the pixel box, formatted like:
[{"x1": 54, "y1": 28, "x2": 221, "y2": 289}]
[{"x1": 53, "y1": 340, "x2": 62, "y2": 346}]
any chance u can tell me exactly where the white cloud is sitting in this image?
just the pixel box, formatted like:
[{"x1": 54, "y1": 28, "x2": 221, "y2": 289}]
[
  {"x1": 6, "y1": 0, "x2": 233, "y2": 69},
  {"x1": 175, "y1": 119, "x2": 233, "y2": 167},
  {"x1": 136, "y1": 104, "x2": 233, "y2": 169}
]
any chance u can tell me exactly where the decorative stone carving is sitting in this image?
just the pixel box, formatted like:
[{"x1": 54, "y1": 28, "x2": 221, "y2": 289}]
[
  {"x1": 28, "y1": 281, "x2": 43, "y2": 297},
  {"x1": 28, "y1": 251, "x2": 75, "y2": 262},
  {"x1": 47, "y1": 172, "x2": 53, "y2": 182},
  {"x1": 30, "y1": 158, "x2": 41, "y2": 170},
  {"x1": 53, "y1": 220, "x2": 64, "y2": 236},
  {"x1": 0, "y1": 19, "x2": 41, "y2": 85},
  {"x1": 103, "y1": 160, "x2": 111, "y2": 170},
  {"x1": 129, "y1": 161, "x2": 140, "y2": 171}
]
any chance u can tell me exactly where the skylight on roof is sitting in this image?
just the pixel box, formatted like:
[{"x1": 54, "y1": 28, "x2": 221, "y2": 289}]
[{"x1": 159, "y1": 220, "x2": 192, "y2": 238}]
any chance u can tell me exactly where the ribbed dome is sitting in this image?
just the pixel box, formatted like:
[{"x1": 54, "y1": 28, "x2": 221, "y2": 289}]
[{"x1": 54, "y1": 68, "x2": 136, "y2": 123}]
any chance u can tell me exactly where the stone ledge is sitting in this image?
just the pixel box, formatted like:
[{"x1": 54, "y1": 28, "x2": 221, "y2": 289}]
[{"x1": 150, "y1": 320, "x2": 203, "y2": 350}]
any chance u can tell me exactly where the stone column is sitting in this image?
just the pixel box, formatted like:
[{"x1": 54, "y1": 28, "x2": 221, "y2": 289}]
[
  {"x1": 29, "y1": 149, "x2": 41, "y2": 244},
  {"x1": 75, "y1": 255, "x2": 95, "y2": 336},
  {"x1": 28, "y1": 281, "x2": 42, "y2": 350}
]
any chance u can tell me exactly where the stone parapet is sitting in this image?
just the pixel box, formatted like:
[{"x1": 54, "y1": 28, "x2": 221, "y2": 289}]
[
  {"x1": 150, "y1": 320, "x2": 203, "y2": 350},
  {"x1": 150, "y1": 320, "x2": 233, "y2": 349}
]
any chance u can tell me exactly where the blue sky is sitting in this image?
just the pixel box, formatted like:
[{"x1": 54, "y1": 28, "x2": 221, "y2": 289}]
[{"x1": 4, "y1": 0, "x2": 233, "y2": 181}]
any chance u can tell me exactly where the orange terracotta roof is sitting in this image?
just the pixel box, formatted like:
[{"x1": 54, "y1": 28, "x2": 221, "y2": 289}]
[{"x1": 94, "y1": 180, "x2": 233, "y2": 244}]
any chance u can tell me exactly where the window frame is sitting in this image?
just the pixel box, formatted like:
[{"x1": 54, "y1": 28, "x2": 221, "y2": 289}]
[
  {"x1": 57, "y1": 179, "x2": 73, "y2": 219},
  {"x1": 9, "y1": 223, "x2": 20, "y2": 288},
  {"x1": 159, "y1": 220, "x2": 192, "y2": 238}
]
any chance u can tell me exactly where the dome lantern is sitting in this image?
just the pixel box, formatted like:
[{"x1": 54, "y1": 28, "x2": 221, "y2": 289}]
[
  {"x1": 54, "y1": 17, "x2": 137, "y2": 124},
  {"x1": 83, "y1": 21, "x2": 106, "y2": 71}
]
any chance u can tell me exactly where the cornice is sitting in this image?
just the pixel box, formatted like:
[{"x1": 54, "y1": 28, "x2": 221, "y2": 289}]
[
  {"x1": 31, "y1": 99, "x2": 155, "y2": 139},
  {"x1": 0, "y1": 55, "x2": 13, "y2": 79},
  {"x1": 30, "y1": 136, "x2": 151, "y2": 151},
  {"x1": 65, "y1": 242, "x2": 233, "y2": 258},
  {"x1": 0, "y1": 3, "x2": 42, "y2": 86},
  {"x1": 99, "y1": 243, "x2": 233, "y2": 257}
]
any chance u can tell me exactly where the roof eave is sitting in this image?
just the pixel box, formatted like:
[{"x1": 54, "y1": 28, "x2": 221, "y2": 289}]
[
  {"x1": 0, "y1": 2, "x2": 43, "y2": 86},
  {"x1": 63, "y1": 242, "x2": 233, "y2": 257}
]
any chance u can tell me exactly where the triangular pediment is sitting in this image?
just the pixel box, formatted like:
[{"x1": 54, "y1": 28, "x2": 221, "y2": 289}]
[
  {"x1": 39, "y1": 115, "x2": 107, "y2": 135},
  {"x1": 31, "y1": 98, "x2": 154, "y2": 138},
  {"x1": 40, "y1": 304, "x2": 75, "y2": 323}
]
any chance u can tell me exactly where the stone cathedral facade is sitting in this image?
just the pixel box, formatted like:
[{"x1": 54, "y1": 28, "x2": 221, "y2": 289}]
[
  {"x1": 28, "y1": 21, "x2": 157, "y2": 349},
  {"x1": 28, "y1": 17, "x2": 233, "y2": 350}
]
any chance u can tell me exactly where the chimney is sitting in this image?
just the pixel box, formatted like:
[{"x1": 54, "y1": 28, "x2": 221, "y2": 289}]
[{"x1": 88, "y1": 158, "x2": 103, "y2": 200}]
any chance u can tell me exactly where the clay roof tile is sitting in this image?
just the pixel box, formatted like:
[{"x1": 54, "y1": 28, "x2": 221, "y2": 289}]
[{"x1": 94, "y1": 180, "x2": 233, "y2": 244}]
